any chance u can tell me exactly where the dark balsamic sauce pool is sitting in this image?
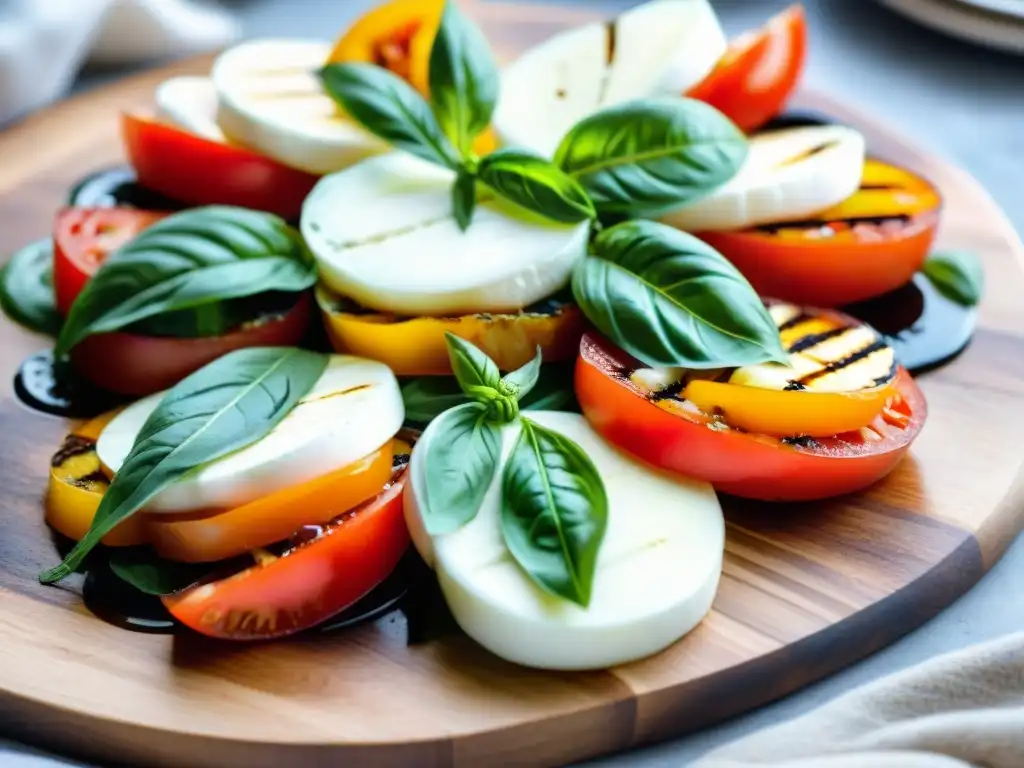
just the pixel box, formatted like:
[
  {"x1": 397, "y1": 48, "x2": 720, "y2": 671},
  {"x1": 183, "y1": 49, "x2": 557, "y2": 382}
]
[{"x1": 14, "y1": 350, "x2": 126, "y2": 418}]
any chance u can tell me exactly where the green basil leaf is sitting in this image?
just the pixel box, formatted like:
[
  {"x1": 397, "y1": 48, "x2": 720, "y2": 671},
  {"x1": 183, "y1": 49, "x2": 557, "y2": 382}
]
[
  {"x1": 922, "y1": 251, "x2": 983, "y2": 307},
  {"x1": 0, "y1": 238, "x2": 62, "y2": 336},
  {"x1": 108, "y1": 547, "x2": 219, "y2": 596},
  {"x1": 402, "y1": 364, "x2": 577, "y2": 425},
  {"x1": 501, "y1": 418, "x2": 608, "y2": 607},
  {"x1": 402, "y1": 377, "x2": 471, "y2": 424},
  {"x1": 554, "y1": 98, "x2": 747, "y2": 217},
  {"x1": 478, "y1": 148, "x2": 596, "y2": 223},
  {"x1": 445, "y1": 332, "x2": 501, "y2": 391},
  {"x1": 422, "y1": 402, "x2": 501, "y2": 534},
  {"x1": 429, "y1": 0, "x2": 499, "y2": 156},
  {"x1": 452, "y1": 169, "x2": 477, "y2": 231},
  {"x1": 320, "y1": 63, "x2": 460, "y2": 169},
  {"x1": 574, "y1": 219, "x2": 787, "y2": 368},
  {"x1": 39, "y1": 347, "x2": 328, "y2": 584},
  {"x1": 55, "y1": 206, "x2": 316, "y2": 356},
  {"x1": 501, "y1": 346, "x2": 543, "y2": 401}
]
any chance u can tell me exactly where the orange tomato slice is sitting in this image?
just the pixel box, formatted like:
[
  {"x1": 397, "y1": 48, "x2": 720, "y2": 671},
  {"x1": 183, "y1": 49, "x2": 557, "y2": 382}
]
[{"x1": 145, "y1": 441, "x2": 395, "y2": 563}]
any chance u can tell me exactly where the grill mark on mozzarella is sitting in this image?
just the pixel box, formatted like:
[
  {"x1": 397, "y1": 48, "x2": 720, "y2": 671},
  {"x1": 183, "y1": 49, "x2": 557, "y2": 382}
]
[
  {"x1": 595, "y1": 21, "x2": 618, "y2": 105},
  {"x1": 776, "y1": 140, "x2": 837, "y2": 168},
  {"x1": 796, "y1": 340, "x2": 891, "y2": 387},
  {"x1": 786, "y1": 327, "x2": 853, "y2": 354}
]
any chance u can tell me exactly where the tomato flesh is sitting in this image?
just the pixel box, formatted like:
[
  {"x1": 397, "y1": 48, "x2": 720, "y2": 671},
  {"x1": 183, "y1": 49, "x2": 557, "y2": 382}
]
[
  {"x1": 70, "y1": 292, "x2": 311, "y2": 396},
  {"x1": 163, "y1": 471, "x2": 410, "y2": 640},
  {"x1": 687, "y1": 5, "x2": 807, "y2": 133},
  {"x1": 698, "y1": 160, "x2": 942, "y2": 306},
  {"x1": 145, "y1": 441, "x2": 395, "y2": 563},
  {"x1": 54, "y1": 208, "x2": 166, "y2": 315},
  {"x1": 576, "y1": 333, "x2": 926, "y2": 502},
  {"x1": 122, "y1": 114, "x2": 318, "y2": 219}
]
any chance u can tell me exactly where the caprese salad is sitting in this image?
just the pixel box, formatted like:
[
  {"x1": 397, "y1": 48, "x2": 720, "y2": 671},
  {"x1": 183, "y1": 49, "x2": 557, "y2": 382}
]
[{"x1": 0, "y1": 0, "x2": 985, "y2": 669}]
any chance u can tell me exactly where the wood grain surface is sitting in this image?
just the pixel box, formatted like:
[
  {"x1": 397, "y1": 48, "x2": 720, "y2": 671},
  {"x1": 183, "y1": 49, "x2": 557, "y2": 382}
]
[{"x1": 0, "y1": 2, "x2": 1023, "y2": 766}]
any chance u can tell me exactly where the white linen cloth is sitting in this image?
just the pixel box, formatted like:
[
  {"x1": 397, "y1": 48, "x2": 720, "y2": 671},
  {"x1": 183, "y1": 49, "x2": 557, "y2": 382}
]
[
  {"x1": 698, "y1": 630, "x2": 1024, "y2": 768},
  {"x1": 0, "y1": 0, "x2": 238, "y2": 124}
]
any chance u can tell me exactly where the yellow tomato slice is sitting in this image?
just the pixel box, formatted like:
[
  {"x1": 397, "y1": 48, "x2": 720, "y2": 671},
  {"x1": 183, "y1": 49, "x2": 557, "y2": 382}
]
[
  {"x1": 326, "y1": 0, "x2": 497, "y2": 155},
  {"x1": 145, "y1": 441, "x2": 395, "y2": 563},
  {"x1": 46, "y1": 410, "x2": 146, "y2": 547},
  {"x1": 316, "y1": 284, "x2": 585, "y2": 375},
  {"x1": 683, "y1": 380, "x2": 894, "y2": 438}
]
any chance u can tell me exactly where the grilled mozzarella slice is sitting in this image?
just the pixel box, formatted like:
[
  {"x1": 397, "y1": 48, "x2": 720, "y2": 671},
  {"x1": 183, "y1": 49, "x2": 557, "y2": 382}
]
[
  {"x1": 405, "y1": 411, "x2": 724, "y2": 670},
  {"x1": 630, "y1": 303, "x2": 898, "y2": 437},
  {"x1": 96, "y1": 355, "x2": 404, "y2": 515},
  {"x1": 155, "y1": 76, "x2": 226, "y2": 142},
  {"x1": 661, "y1": 125, "x2": 866, "y2": 232},
  {"x1": 737, "y1": 302, "x2": 897, "y2": 394},
  {"x1": 211, "y1": 39, "x2": 383, "y2": 174},
  {"x1": 302, "y1": 153, "x2": 590, "y2": 317},
  {"x1": 494, "y1": 0, "x2": 726, "y2": 156}
]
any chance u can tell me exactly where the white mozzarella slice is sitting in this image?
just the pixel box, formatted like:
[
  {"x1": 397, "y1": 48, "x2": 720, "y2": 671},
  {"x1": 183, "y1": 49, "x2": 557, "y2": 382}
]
[
  {"x1": 494, "y1": 0, "x2": 726, "y2": 156},
  {"x1": 301, "y1": 153, "x2": 590, "y2": 316},
  {"x1": 405, "y1": 411, "x2": 724, "y2": 670},
  {"x1": 155, "y1": 76, "x2": 226, "y2": 142},
  {"x1": 97, "y1": 355, "x2": 404, "y2": 514},
  {"x1": 661, "y1": 125, "x2": 867, "y2": 232},
  {"x1": 211, "y1": 39, "x2": 383, "y2": 174}
]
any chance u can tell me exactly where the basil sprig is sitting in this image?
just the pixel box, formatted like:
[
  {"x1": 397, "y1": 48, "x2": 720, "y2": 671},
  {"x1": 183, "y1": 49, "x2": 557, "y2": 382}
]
[
  {"x1": 108, "y1": 547, "x2": 220, "y2": 596},
  {"x1": 320, "y1": 1, "x2": 589, "y2": 231},
  {"x1": 401, "y1": 364, "x2": 578, "y2": 425},
  {"x1": 502, "y1": 418, "x2": 608, "y2": 607},
  {"x1": 574, "y1": 220, "x2": 787, "y2": 368},
  {"x1": 55, "y1": 207, "x2": 316, "y2": 356},
  {"x1": 0, "y1": 238, "x2": 62, "y2": 336},
  {"x1": 39, "y1": 347, "x2": 328, "y2": 584},
  {"x1": 419, "y1": 336, "x2": 606, "y2": 606},
  {"x1": 554, "y1": 98, "x2": 748, "y2": 218},
  {"x1": 922, "y1": 251, "x2": 983, "y2": 307}
]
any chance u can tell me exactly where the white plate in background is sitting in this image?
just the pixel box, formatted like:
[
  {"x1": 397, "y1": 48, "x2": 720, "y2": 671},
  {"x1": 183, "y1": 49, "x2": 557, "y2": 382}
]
[{"x1": 879, "y1": 0, "x2": 1024, "y2": 54}]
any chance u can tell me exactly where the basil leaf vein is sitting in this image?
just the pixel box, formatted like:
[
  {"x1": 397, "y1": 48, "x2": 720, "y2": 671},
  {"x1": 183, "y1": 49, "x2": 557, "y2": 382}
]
[
  {"x1": 320, "y1": 62, "x2": 460, "y2": 169},
  {"x1": 422, "y1": 402, "x2": 501, "y2": 534},
  {"x1": 55, "y1": 207, "x2": 315, "y2": 355},
  {"x1": 429, "y1": 0, "x2": 499, "y2": 156},
  {"x1": 922, "y1": 251, "x2": 983, "y2": 307},
  {"x1": 573, "y1": 219, "x2": 787, "y2": 367},
  {"x1": 39, "y1": 347, "x2": 328, "y2": 584},
  {"x1": 0, "y1": 238, "x2": 61, "y2": 336},
  {"x1": 554, "y1": 98, "x2": 747, "y2": 217},
  {"x1": 478, "y1": 149, "x2": 595, "y2": 223},
  {"x1": 500, "y1": 418, "x2": 608, "y2": 607}
]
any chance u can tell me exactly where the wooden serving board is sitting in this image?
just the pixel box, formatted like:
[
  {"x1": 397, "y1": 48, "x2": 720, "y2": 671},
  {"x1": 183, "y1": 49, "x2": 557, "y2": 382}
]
[{"x1": 1, "y1": 2, "x2": 1024, "y2": 767}]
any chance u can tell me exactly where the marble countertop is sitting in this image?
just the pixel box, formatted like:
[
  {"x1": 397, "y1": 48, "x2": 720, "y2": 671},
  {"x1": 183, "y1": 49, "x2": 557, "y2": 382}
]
[{"x1": 3, "y1": 1, "x2": 1023, "y2": 765}]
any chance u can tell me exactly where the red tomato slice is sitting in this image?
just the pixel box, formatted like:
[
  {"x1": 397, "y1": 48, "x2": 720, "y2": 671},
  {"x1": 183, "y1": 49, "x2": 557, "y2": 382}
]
[
  {"x1": 698, "y1": 160, "x2": 942, "y2": 306},
  {"x1": 687, "y1": 5, "x2": 807, "y2": 133},
  {"x1": 53, "y1": 208, "x2": 166, "y2": 315},
  {"x1": 121, "y1": 114, "x2": 318, "y2": 219},
  {"x1": 70, "y1": 292, "x2": 312, "y2": 396},
  {"x1": 163, "y1": 470, "x2": 410, "y2": 640},
  {"x1": 575, "y1": 333, "x2": 926, "y2": 502}
]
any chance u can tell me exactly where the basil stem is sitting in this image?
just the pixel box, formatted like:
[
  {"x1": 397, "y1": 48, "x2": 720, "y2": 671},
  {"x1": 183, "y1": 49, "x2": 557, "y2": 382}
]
[{"x1": 39, "y1": 347, "x2": 328, "y2": 584}]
